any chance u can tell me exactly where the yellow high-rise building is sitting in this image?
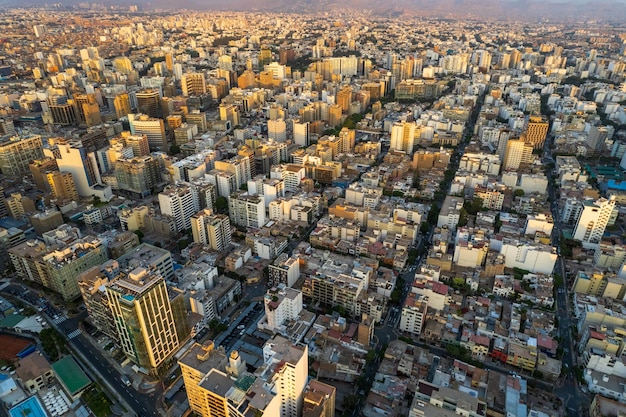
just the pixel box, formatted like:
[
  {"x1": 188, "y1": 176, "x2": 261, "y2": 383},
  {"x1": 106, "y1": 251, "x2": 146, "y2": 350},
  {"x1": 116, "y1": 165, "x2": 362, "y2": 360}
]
[
  {"x1": 113, "y1": 93, "x2": 131, "y2": 119},
  {"x1": 525, "y1": 116, "x2": 549, "y2": 149},
  {"x1": 47, "y1": 171, "x2": 78, "y2": 201},
  {"x1": 106, "y1": 267, "x2": 190, "y2": 376},
  {"x1": 503, "y1": 136, "x2": 533, "y2": 170},
  {"x1": 336, "y1": 86, "x2": 352, "y2": 113}
]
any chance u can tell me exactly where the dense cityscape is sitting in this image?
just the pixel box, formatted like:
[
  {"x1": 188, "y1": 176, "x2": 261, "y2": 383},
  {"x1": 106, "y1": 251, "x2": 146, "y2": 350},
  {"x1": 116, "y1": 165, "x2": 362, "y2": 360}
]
[{"x1": 0, "y1": 4, "x2": 625, "y2": 417}]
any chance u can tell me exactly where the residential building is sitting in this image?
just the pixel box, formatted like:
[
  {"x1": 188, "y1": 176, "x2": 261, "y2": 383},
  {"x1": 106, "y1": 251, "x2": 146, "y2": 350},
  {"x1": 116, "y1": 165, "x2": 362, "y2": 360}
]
[
  {"x1": 524, "y1": 115, "x2": 549, "y2": 149},
  {"x1": 106, "y1": 267, "x2": 190, "y2": 376},
  {"x1": 135, "y1": 89, "x2": 161, "y2": 118},
  {"x1": 159, "y1": 182, "x2": 200, "y2": 232},
  {"x1": 9, "y1": 236, "x2": 108, "y2": 300},
  {"x1": 117, "y1": 242, "x2": 174, "y2": 281},
  {"x1": 77, "y1": 262, "x2": 119, "y2": 340},
  {"x1": 47, "y1": 171, "x2": 79, "y2": 202},
  {"x1": 264, "y1": 284, "x2": 303, "y2": 332},
  {"x1": 573, "y1": 196, "x2": 616, "y2": 249},
  {"x1": 390, "y1": 121, "x2": 418, "y2": 153},
  {"x1": 190, "y1": 208, "x2": 232, "y2": 251},
  {"x1": 503, "y1": 136, "x2": 533, "y2": 170},
  {"x1": 0, "y1": 135, "x2": 45, "y2": 176},
  {"x1": 398, "y1": 294, "x2": 428, "y2": 336},
  {"x1": 128, "y1": 113, "x2": 167, "y2": 151},
  {"x1": 229, "y1": 191, "x2": 266, "y2": 228},
  {"x1": 115, "y1": 156, "x2": 162, "y2": 198},
  {"x1": 181, "y1": 73, "x2": 207, "y2": 96},
  {"x1": 268, "y1": 253, "x2": 301, "y2": 288}
]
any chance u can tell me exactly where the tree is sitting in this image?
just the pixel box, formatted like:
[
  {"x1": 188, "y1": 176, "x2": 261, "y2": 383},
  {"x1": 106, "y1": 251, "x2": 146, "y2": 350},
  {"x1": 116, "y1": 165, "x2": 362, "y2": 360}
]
[
  {"x1": 169, "y1": 145, "x2": 181, "y2": 155},
  {"x1": 412, "y1": 171, "x2": 421, "y2": 190},
  {"x1": 133, "y1": 229, "x2": 144, "y2": 241},
  {"x1": 215, "y1": 196, "x2": 228, "y2": 213},
  {"x1": 514, "y1": 189, "x2": 525, "y2": 197}
]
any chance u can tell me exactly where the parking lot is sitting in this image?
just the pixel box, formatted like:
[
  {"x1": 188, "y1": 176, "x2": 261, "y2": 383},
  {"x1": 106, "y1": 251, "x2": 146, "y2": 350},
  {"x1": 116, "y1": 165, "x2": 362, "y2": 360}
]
[{"x1": 219, "y1": 302, "x2": 265, "y2": 351}]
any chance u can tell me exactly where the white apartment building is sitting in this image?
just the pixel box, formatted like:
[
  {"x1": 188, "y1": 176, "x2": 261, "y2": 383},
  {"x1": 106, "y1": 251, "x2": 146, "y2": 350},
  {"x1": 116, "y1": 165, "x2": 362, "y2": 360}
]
[
  {"x1": 399, "y1": 294, "x2": 428, "y2": 336},
  {"x1": 263, "y1": 284, "x2": 303, "y2": 332},
  {"x1": 159, "y1": 182, "x2": 200, "y2": 232},
  {"x1": 268, "y1": 254, "x2": 300, "y2": 288},
  {"x1": 262, "y1": 335, "x2": 308, "y2": 417},
  {"x1": 499, "y1": 238, "x2": 557, "y2": 274},
  {"x1": 525, "y1": 213, "x2": 554, "y2": 236},
  {"x1": 283, "y1": 165, "x2": 306, "y2": 192},
  {"x1": 390, "y1": 121, "x2": 418, "y2": 153},
  {"x1": 268, "y1": 118, "x2": 287, "y2": 142},
  {"x1": 573, "y1": 196, "x2": 616, "y2": 249},
  {"x1": 247, "y1": 176, "x2": 285, "y2": 207},
  {"x1": 229, "y1": 192, "x2": 266, "y2": 228},
  {"x1": 437, "y1": 196, "x2": 463, "y2": 228}
]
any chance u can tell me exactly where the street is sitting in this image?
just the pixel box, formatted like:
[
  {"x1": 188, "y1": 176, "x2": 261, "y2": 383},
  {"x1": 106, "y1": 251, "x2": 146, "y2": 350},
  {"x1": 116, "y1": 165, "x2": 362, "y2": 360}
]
[{"x1": 1, "y1": 282, "x2": 161, "y2": 417}]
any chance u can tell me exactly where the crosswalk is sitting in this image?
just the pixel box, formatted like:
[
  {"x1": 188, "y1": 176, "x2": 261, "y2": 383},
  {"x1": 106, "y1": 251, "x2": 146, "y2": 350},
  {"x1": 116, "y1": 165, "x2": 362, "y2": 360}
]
[
  {"x1": 53, "y1": 316, "x2": 66, "y2": 325},
  {"x1": 67, "y1": 329, "x2": 81, "y2": 339}
]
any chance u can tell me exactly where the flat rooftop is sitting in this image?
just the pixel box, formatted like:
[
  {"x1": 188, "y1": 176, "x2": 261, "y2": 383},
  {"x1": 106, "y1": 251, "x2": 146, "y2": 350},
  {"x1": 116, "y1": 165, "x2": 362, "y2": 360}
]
[{"x1": 52, "y1": 356, "x2": 91, "y2": 395}]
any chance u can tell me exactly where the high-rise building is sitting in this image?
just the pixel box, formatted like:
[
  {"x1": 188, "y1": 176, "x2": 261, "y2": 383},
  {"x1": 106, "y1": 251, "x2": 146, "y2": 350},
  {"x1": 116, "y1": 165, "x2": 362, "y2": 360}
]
[
  {"x1": 190, "y1": 208, "x2": 232, "y2": 251},
  {"x1": 48, "y1": 96, "x2": 78, "y2": 126},
  {"x1": 328, "y1": 104, "x2": 343, "y2": 127},
  {"x1": 47, "y1": 141, "x2": 105, "y2": 198},
  {"x1": 29, "y1": 157, "x2": 58, "y2": 192},
  {"x1": 179, "y1": 335, "x2": 307, "y2": 417},
  {"x1": 106, "y1": 267, "x2": 189, "y2": 376},
  {"x1": 302, "y1": 380, "x2": 336, "y2": 417},
  {"x1": 263, "y1": 335, "x2": 308, "y2": 417},
  {"x1": 524, "y1": 116, "x2": 549, "y2": 149},
  {"x1": 503, "y1": 136, "x2": 533, "y2": 170},
  {"x1": 268, "y1": 119, "x2": 287, "y2": 142},
  {"x1": 219, "y1": 103, "x2": 240, "y2": 127},
  {"x1": 159, "y1": 183, "x2": 200, "y2": 232},
  {"x1": 73, "y1": 93, "x2": 102, "y2": 126},
  {"x1": 390, "y1": 122, "x2": 418, "y2": 153},
  {"x1": 268, "y1": 254, "x2": 300, "y2": 288},
  {"x1": 214, "y1": 155, "x2": 252, "y2": 188},
  {"x1": 115, "y1": 156, "x2": 162, "y2": 198},
  {"x1": 263, "y1": 284, "x2": 303, "y2": 332},
  {"x1": 573, "y1": 196, "x2": 616, "y2": 249},
  {"x1": 0, "y1": 118, "x2": 16, "y2": 136},
  {"x1": 336, "y1": 86, "x2": 352, "y2": 113},
  {"x1": 182, "y1": 73, "x2": 207, "y2": 96},
  {"x1": 228, "y1": 191, "x2": 266, "y2": 228},
  {"x1": 77, "y1": 261, "x2": 120, "y2": 341},
  {"x1": 113, "y1": 93, "x2": 132, "y2": 119},
  {"x1": 293, "y1": 120, "x2": 310, "y2": 147},
  {"x1": 47, "y1": 171, "x2": 79, "y2": 202},
  {"x1": 124, "y1": 134, "x2": 150, "y2": 157},
  {"x1": 9, "y1": 236, "x2": 108, "y2": 300},
  {"x1": 128, "y1": 114, "x2": 167, "y2": 151},
  {"x1": 0, "y1": 135, "x2": 45, "y2": 176},
  {"x1": 338, "y1": 127, "x2": 356, "y2": 153},
  {"x1": 135, "y1": 89, "x2": 161, "y2": 118},
  {"x1": 33, "y1": 24, "x2": 47, "y2": 37}
]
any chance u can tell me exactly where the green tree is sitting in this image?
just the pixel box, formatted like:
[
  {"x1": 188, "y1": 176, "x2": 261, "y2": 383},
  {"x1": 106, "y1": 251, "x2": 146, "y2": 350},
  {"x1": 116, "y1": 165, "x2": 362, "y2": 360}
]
[
  {"x1": 215, "y1": 196, "x2": 228, "y2": 213},
  {"x1": 133, "y1": 229, "x2": 144, "y2": 242},
  {"x1": 169, "y1": 145, "x2": 181, "y2": 155},
  {"x1": 514, "y1": 189, "x2": 525, "y2": 197}
]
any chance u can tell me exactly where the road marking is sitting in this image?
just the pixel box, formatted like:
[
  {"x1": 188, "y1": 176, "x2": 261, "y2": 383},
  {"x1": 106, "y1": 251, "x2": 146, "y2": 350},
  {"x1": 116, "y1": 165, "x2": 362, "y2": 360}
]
[
  {"x1": 53, "y1": 316, "x2": 66, "y2": 324},
  {"x1": 67, "y1": 329, "x2": 81, "y2": 339}
]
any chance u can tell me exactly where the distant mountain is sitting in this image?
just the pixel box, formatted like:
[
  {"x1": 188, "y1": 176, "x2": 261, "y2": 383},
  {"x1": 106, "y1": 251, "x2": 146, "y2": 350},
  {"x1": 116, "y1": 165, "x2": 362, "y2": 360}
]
[{"x1": 3, "y1": 0, "x2": 626, "y2": 22}]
